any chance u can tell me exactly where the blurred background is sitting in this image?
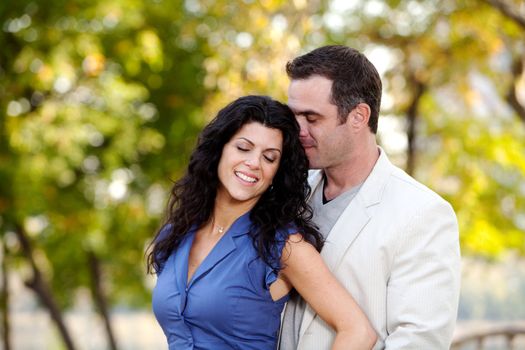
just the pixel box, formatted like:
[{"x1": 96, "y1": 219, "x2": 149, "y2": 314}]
[{"x1": 1, "y1": 0, "x2": 524, "y2": 349}]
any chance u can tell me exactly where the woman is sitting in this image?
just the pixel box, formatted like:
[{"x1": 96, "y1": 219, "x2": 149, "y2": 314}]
[{"x1": 147, "y1": 95, "x2": 376, "y2": 349}]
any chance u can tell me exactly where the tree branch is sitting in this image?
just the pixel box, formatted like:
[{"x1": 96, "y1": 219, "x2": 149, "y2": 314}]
[
  {"x1": 88, "y1": 251, "x2": 118, "y2": 350},
  {"x1": 1, "y1": 240, "x2": 11, "y2": 350},
  {"x1": 506, "y1": 56, "x2": 525, "y2": 124},
  {"x1": 14, "y1": 225, "x2": 77, "y2": 350},
  {"x1": 483, "y1": 0, "x2": 525, "y2": 30},
  {"x1": 406, "y1": 77, "x2": 427, "y2": 176}
]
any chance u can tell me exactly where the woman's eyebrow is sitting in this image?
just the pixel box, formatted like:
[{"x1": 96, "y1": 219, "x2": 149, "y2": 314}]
[
  {"x1": 238, "y1": 137, "x2": 281, "y2": 153},
  {"x1": 237, "y1": 137, "x2": 254, "y2": 145}
]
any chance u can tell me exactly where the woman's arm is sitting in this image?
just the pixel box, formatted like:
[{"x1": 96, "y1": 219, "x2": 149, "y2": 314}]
[{"x1": 280, "y1": 233, "x2": 377, "y2": 350}]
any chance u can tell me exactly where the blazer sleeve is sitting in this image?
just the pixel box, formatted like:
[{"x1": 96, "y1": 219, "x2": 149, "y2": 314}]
[{"x1": 385, "y1": 198, "x2": 461, "y2": 349}]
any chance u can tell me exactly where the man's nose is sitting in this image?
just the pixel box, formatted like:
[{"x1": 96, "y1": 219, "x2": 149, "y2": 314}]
[{"x1": 296, "y1": 118, "x2": 309, "y2": 138}]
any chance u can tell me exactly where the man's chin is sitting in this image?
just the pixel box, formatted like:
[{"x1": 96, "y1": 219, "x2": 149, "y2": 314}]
[
  {"x1": 303, "y1": 149, "x2": 322, "y2": 169},
  {"x1": 306, "y1": 158, "x2": 323, "y2": 170}
]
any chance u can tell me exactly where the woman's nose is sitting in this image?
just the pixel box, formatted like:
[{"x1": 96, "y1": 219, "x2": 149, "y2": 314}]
[{"x1": 244, "y1": 156, "x2": 260, "y2": 169}]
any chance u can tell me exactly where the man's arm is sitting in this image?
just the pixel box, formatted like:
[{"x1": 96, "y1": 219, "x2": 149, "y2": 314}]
[{"x1": 385, "y1": 198, "x2": 461, "y2": 349}]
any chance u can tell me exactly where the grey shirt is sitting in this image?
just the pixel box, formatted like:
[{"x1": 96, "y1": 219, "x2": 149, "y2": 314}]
[{"x1": 279, "y1": 177, "x2": 362, "y2": 349}]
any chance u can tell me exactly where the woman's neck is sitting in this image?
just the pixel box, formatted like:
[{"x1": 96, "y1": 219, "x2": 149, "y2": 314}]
[{"x1": 209, "y1": 192, "x2": 256, "y2": 236}]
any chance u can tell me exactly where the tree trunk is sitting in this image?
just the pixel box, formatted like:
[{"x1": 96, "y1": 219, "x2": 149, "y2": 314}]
[
  {"x1": 88, "y1": 251, "x2": 118, "y2": 350},
  {"x1": 483, "y1": 0, "x2": 525, "y2": 31},
  {"x1": 1, "y1": 240, "x2": 11, "y2": 350},
  {"x1": 14, "y1": 226, "x2": 77, "y2": 350},
  {"x1": 506, "y1": 56, "x2": 525, "y2": 124},
  {"x1": 406, "y1": 78, "x2": 426, "y2": 176}
]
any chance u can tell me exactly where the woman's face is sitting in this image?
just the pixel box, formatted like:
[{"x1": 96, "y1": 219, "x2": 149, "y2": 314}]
[{"x1": 216, "y1": 122, "x2": 283, "y2": 207}]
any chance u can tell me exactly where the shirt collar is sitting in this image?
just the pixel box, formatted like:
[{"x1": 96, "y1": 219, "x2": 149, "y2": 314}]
[{"x1": 229, "y1": 211, "x2": 253, "y2": 237}]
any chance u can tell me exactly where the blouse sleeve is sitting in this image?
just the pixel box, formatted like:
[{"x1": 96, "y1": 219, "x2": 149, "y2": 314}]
[
  {"x1": 264, "y1": 223, "x2": 299, "y2": 289},
  {"x1": 155, "y1": 224, "x2": 172, "y2": 274}
]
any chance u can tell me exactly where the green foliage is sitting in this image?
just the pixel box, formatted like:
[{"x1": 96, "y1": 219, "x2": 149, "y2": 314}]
[
  {"x1": 1, "y1": 0, "x2": 524, "y2": 313},
  {"x1": 1, "y1": 0, "x2": 207, "y2": 308},
  {"x1": 336, "y1": 0, "x2": 525, "y2": 259}
]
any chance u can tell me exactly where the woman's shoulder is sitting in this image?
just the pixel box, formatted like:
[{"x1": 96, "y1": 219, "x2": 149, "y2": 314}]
[
  {"x1": 156, "y1": 223, "x2": 173, "y2": 243},
  {"x1": 276, "y1": 222, "x2": 301, "y2": 240}
]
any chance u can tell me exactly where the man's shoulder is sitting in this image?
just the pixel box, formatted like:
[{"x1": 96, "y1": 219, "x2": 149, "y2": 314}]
[
  {"x1": 354, "y1": 149, "x2": 449, "y2": 208},
  {"x1": 385, "y1": 163, "x2": 452, "y2": 210}
]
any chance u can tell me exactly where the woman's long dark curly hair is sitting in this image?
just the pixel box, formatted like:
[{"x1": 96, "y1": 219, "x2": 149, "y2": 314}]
[{"x1": 147, "y1": 95, "x2": 323, "y2": 274}]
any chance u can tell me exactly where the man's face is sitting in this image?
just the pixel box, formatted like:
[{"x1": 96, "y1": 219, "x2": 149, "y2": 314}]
[{"x1": 288, "y1": 75, "x2": 354, "y2": 170}]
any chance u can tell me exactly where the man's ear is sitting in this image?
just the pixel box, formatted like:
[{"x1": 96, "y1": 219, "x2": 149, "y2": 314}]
[{"x1": 350, "y1": 103, "x2": 371, "y2": 130}]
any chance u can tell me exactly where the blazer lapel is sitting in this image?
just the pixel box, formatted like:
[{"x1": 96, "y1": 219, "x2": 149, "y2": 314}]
[
  {"x1": 307, "y1": 170, "x2": 324, "y2": 200},
  {"x1": 299, "y1": 148, "x2": 394, "y2": 337},
  {"x1": 299, "y1": 196, "x2": 371, "y2": 337},
  {"x1": 320, "y1": 196, "x2": 370, "y2": 271}
]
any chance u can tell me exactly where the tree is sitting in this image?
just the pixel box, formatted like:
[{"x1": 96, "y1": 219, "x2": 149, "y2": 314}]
[
  {"x1": 1, "y1": 0, "x2": 524, "y2": 347},
  {"x1": 1, "y1": 0, "x2": 206, "y2": 347},
  {"x1": 318, "y1": 0, "x2": 525, "y2": 257}
]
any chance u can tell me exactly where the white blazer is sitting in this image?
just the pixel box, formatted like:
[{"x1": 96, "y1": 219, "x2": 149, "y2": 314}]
[{"x1": 289, "y1": 149, "x2": 461, "y2": 350}]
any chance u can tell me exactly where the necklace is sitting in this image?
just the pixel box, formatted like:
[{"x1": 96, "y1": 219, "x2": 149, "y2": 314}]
[{"x1": 210, "y1": 216, "x2": 226, "y2": 235}]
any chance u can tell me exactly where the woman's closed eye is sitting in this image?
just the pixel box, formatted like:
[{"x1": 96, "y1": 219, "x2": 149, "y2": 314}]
[
  {"x1": 264, "y1": 151, "x2": 282, "y2": 163},
  {"x1": 263, "y1": 155, "x2": 277, "y2": 163}
]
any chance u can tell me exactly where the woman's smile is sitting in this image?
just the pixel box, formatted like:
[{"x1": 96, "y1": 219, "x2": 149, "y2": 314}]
[
  {"x1": 216, "y1": 122, "x2": 283, "y2": 205},
  {"x1": 234, "y1": 170, "x2": 259, "y2": 184}
]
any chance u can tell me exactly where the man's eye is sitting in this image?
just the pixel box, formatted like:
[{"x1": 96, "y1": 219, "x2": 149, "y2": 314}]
[{"x1": 306, "y1": 116, "x2": 316, "y2": 123}]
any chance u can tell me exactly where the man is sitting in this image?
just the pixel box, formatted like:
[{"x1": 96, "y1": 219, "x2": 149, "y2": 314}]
[{"x1": 279, "y1": 45, "x2": 461, "y2": 349}]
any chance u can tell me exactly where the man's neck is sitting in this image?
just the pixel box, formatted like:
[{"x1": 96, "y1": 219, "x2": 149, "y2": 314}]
[{"x1": 323, "y1": 144, "x2": 380, "y2": 201}]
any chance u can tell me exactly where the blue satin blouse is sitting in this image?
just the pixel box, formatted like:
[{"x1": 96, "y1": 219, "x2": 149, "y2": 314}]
[{"x1": 152, "y1": 212, "x2": 295, "y2": 350}]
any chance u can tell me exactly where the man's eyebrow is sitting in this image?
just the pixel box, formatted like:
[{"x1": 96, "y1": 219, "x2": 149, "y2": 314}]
[{"x1": 293, "y1": 108, "x2": 321, "y2": 117}]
